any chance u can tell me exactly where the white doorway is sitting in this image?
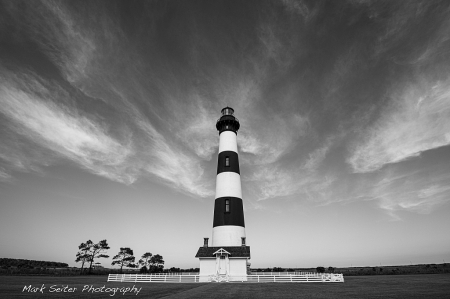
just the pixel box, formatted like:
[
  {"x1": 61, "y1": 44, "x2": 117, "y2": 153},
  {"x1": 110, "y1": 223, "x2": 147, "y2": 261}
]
[
  {"x1": 213, "y1": 248, "x2": 231, "y2": 277},
  {"x1": 219, "y1": 255, "x2": 227, "y2": 274}
]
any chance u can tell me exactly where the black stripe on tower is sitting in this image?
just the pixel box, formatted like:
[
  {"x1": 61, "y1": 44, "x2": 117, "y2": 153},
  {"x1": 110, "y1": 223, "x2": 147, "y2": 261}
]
[
  {"x1": 216, "y1": 115, "x2": 240, "y2": 134},
  {"x1": 217, "y1": 151, "x2": 240, "y2": 174},
  {"x1": 213, "y1": 197, "x2": 245, "y2": 227}
]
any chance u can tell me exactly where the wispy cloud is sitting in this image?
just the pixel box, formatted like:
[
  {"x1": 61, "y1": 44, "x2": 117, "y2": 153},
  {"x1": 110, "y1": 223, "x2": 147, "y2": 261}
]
[
  {"x1": 372, "y1": 1, "x2": 446, "y2": 63},
  {"x1": 2, "y1": 0, "x2": 97, "y2": 84},
  {"x1": 303, "y1": 136, "x2": 334, "y2": 171},
  {"x1": 374, "y1": 182, "x2": 450, "y2": 220},
  {"x1": 0, "y1": 168, "x2": 12, "y2": 183},
  {"x1": 348, "y1": 164, "x2": 450, "y2": 220},
  {"x1": 0, "y1": 69, "x2": 134, "y2": 183},
  {"x1": 281, "y1": 0, "x2": 311, "y2": 20},
  {"x1": 347, "y1": 78, "x2": 450, "y2": 173},
  {"x1": 0, "y1": 1, "x2": 220, "y2": 198},
  {"x1": 0, "y1": 67, "x2": 216, "y2": 197},
  {"x1": 240, "y1": 113, "x2": 309, "y2": 164},
  {"x1": 0, "y1": 132, "x2": 53, "y2": 175},
  {"x1": 244, "y1": 156, "x2": 335, "y2": 202},
  {"x1": 245, "y1": 165, "x2": 304, "y2": 200}
]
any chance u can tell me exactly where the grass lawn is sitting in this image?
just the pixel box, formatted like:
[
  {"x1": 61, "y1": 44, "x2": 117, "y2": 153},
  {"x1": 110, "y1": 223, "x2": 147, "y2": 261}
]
[{"x1": 0, "y1": 274, "x2": 449, "y2": 298}]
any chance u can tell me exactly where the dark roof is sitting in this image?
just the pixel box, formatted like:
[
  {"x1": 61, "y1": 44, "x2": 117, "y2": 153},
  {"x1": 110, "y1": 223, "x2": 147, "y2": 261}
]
[
  {"x1": 221, "y1": 106, "x2": 234, "y2": 113},
  {"x1": 195, "y1": 246, "x2": 251, "y2": 258}
]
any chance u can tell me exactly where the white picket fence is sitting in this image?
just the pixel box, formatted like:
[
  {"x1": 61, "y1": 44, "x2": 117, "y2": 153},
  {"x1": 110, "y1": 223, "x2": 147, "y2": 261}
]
[
  {"x1": 108, "y1": 274, "x2": 202, "y2": 283},
  {"x1": 251, "y1": 272, "x2": 319, "y2": 276},
  {"x1": 107, "y1": 273, "x2": 344, "y2": 283},
  {"x1": 246, "y1": 273, "x2": 344, "y2": 282}
]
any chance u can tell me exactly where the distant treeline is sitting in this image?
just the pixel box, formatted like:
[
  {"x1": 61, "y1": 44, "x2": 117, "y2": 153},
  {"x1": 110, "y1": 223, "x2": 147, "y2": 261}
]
[
  {"x1": 0, "y1": 258, "x2": 68, "y2": 269},
  {"x1": 2, "y1": 260, "x2": 449, "y2": 276},
  {"x1": 252, "y1": 267, "x2": 300, "y2": 273},
  {"x1": 166, "y1": 267, "x2": 200, "y2": 273},
  {"x1": 251, "y1": 264, "x2": 450, "y2": 276},
  {"x1": 337, "y1": 263, "x2": 449, "y2": 276}
]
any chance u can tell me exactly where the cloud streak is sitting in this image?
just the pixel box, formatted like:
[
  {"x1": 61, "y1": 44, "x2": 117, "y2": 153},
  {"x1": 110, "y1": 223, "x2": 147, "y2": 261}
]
[
  {"x1": 347, "y1": 78, "x2": 450, "y2": 173},
  {"x1": 0, "y1": 69, "x2": 134, "y2": 183},
  {"x1": 0, "y1": 66, "x2": 218, "y2": 197},
  {"x1": 368, "y1": 171, "x2": 450, "y2": 220},
  {"x1": 0, "y1": 168, "x2": 12, "y2": 183}
]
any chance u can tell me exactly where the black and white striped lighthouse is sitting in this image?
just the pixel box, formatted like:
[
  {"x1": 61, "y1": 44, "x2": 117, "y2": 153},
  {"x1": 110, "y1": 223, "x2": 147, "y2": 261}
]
[
  {"x1": 212, "y1": 107, "x2": 246, "y2": 247},
  {"x1": 196, "y1": 107, "x2": 250, "y2": 281}
]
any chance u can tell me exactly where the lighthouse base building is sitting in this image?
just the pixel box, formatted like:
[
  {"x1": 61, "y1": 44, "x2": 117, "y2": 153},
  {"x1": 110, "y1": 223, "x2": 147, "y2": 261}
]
[
  {"x1": 195, "y1": 107, "x2": 250, "y2": 282},
  {"x1": 195, "y1": 242, "x2": 251, "y2": 282}
]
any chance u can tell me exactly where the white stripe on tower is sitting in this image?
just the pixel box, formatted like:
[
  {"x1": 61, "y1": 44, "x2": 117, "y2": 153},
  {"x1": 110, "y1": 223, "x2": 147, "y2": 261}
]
[
  {"x1": 215, "y1": 173, "x2": 242, "y2": 198},
  {"x1": 212, "y1": 107, "x2": 246, "y2": 247},
  {"x1": 218, "y1": 131, "x2": 238, "y2": 153},
  {"x1": 212, "y1": 226, "x2": 246, "y2": 247}
]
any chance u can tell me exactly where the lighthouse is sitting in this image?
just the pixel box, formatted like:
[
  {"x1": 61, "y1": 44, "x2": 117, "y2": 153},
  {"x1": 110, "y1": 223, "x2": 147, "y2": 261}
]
[{"x1": 196, "y1": 107, "x2": 250, "y2": 282}]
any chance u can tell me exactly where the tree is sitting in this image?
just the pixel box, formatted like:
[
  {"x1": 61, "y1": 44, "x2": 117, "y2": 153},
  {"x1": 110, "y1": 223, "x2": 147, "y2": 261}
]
[
  {"x1": 138, "y1": 252, "x2": 152, "y2": 273},
  {"x1": 85, "y1": 240, "x2": 110, "y2": 274},
  {"x1": 169, "y1": 267, "x2": 181, "y2": 273},
  {"x1": 75, "y1": 241, "x2": 92, "y2": 275},
  {"x1": 111, "y1": 248, "x2": 136, "y2": 273},
  {"x1": 273, "y1": 267, "x2": 283, "y2": 272},
  {"x1": 316, "y1": 266, "x2": 325, "y2": 273},
  {"x1": 328, "y1": 267, "x2": 335, "y2": 273},
  {"x1": 150, "y1": 254, "x2": 165, "y2": 273}
]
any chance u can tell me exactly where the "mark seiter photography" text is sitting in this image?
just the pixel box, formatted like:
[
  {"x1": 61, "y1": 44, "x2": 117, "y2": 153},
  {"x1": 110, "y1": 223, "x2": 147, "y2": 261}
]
[{"x1": 23, "y1": 284, "x2": 143, "y2": 296}]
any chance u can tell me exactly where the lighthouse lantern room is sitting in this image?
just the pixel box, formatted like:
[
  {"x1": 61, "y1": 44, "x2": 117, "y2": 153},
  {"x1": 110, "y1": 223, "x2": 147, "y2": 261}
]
[{"x1": 195, "y1": 107, "x2": 250, "y2": 282}]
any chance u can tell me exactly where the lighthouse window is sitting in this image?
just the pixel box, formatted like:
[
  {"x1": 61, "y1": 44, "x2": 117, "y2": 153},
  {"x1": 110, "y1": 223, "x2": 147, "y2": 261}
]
[
  {"x1": 225, "y1": 156, "x2": 230, "y2": 167},
  {"x1": 225, "y1": 199, "x2": 230, "y2": 212}
]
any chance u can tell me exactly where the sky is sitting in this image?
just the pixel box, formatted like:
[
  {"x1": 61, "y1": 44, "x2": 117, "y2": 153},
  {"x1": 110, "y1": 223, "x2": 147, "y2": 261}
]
[{"x1": 1, "y1": 0, "x2": 450, "y2": 269}]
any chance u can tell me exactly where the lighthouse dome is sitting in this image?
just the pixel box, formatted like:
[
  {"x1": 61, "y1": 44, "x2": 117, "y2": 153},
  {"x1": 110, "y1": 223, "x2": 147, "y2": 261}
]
[
  {"x1": 216, "y1": 106, "x2": 240, "y2": 133},
  {"x1": 221, "y1": 106, "x2": 234, "y2": 116}
]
